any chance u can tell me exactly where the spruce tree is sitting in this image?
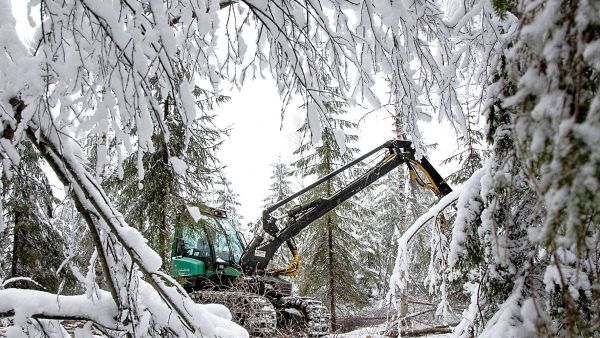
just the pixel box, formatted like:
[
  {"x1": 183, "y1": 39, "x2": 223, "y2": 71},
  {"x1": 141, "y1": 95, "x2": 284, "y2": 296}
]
[
  {"x1": 496, "y1": 1, "x2": 599, "y2": 333},
  {"x1": 442, "y1": 108, "x2": 488, "y2": 185},
  {"x1": 293, "y1": 98, "x2": 371, "y2": 331},
  {"x1": 448, "y1": 1, "x2": 600, "y2": 335},
  {"x1": 385, "y1": 112, "x2": 440, "y2": 325},
  {"x1": 0, "y1": 140, "x2": 74, "y2": 292},
  {"x1": 384, "y1": 156, "x2": 440, "y2": 328},
  {"x1": 366, "y1": 175, "x2": 400, "y2": 299},
  {"x1": 212, "y1": 176, "x2": 243, "y2": 229},
  {"x1": 105, "y1": 92, "x2": 227, "y2": 264},
  {"x1": 262, "y1": 160, "x2": 295, "y2": 212},
  {"x1": 261, "y1": 160, "x2": 297, "y2": 270}
]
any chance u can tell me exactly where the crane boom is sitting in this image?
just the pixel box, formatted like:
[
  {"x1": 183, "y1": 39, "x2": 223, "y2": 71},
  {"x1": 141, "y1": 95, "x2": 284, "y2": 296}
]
[{"x1": 240, "y1": 140, "x2": 452, "y2": 274}]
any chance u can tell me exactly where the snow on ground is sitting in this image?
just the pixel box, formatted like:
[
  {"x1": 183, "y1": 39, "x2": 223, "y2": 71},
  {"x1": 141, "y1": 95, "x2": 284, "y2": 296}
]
[
  {"x1": 326, "y1": 324, "x2": 387, "y2": 338},
  {"x1": 327, "y1": 324, "x2": 452, "y2": 338}
]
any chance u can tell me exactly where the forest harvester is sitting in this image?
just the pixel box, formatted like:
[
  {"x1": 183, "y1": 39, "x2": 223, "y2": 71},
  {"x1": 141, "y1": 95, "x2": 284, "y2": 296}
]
[{"x1": 170, "y1": 140, "x2": 452, "y2": 336}]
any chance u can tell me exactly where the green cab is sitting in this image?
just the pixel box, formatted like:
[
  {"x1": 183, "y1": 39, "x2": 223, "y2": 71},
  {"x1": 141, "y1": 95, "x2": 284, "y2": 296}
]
[{"x1": 171, "y1": 204, "x2": 245, "y2": 288}]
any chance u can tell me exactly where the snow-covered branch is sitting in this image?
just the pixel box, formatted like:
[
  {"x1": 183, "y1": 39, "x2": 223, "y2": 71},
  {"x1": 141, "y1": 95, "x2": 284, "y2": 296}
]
[
  {"x1": 0, "y1": 282, "x2": 241, "y2": 337},
  {"x1": 0, "y1": 288, "x2": 119, "y2": 330},
  {"x1": 12, "y1": 98, "x2": 247, "y2": 337},
  {"x1": 386, "y1": 187, "x2": 461, "y2": 305}
]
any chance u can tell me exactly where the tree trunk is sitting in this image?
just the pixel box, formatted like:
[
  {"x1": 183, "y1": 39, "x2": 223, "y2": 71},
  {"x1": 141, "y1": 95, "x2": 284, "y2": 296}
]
[
  {"x1": 159, "y1": 207, "x2": 169, "y2": 265},
  {"x1": 10, "y1": 211, "x2": 21, "y2": 278},
  {"x1": 394, "y1": 112, "x2": 411, "y2": 327},
  {"x1": 327, "y1": 213, "x2": 337, "y2": 331},
  {"x1": 385, "y1": 322, "x2": 458, "y2": 337},
  {"x1": 324, "y1": 148, "x2": 337, "y2": 331}
]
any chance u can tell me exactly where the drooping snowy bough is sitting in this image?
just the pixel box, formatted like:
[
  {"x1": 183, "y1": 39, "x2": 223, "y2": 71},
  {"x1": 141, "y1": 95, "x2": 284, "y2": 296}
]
[{"x1": 387, "y1": 0, "x2": 600, "y2": 336}]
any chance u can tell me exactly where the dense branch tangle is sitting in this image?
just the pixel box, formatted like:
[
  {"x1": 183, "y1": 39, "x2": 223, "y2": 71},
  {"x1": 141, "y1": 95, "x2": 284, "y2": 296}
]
[
  {"x1": 36, "y1": 0, "x2": 375, "y2": 161},
  {"x1": 4, "y1": 98, "x2": 210, "y2": 336},
  {"x1": 35, "y1": 0, "x2": 481, "y2": 171},
  {"x1": 0, "y1": 0, "x2": 242, "y2": 335},
  {"x1": 234, "y1": 0, "x2": 367, "y2": 117}
]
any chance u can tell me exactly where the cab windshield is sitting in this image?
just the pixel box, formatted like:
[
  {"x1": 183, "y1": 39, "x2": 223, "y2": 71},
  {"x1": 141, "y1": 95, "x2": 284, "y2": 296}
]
[{"x1": 178, "y1": 213, "x2": 244, "y2": 264}]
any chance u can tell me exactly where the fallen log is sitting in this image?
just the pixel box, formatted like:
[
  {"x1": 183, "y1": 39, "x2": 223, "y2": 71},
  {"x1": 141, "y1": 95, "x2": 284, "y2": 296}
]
[{"x1": 384, "y1": 322, "x2": 459, "y2": 337}]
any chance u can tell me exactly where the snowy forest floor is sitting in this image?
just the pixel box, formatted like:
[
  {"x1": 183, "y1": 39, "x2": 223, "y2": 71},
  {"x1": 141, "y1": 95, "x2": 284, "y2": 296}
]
[
  {"x1": 327, "y1": 323, "x2": 452, "y2": 338},
  {"x1": 0, "y1": 322, "x2": 454, "y2": 338}
]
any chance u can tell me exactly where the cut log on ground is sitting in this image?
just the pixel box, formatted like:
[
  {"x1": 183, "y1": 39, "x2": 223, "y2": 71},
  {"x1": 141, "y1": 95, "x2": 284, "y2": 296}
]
[{"x1": 383, "y1": 322, "x2": 459, "y2": 337}]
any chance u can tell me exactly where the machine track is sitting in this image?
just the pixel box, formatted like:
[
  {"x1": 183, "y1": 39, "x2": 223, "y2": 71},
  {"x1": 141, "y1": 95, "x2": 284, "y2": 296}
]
[
  {"x1": 190, "y1": 290, "x2": 276, "y2": 337},
  {"x1": 275, "y1": 296, "x2": 330, "y2": 337}
]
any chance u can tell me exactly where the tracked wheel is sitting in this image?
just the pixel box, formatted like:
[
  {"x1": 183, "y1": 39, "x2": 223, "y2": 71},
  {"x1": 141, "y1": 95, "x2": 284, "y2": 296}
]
[
  {"x1": 275, "y1": 296, "x2": 330, "y2": 337},
  {"x1": 190, "y1": 291, "x2": 276, "y2": 337}
]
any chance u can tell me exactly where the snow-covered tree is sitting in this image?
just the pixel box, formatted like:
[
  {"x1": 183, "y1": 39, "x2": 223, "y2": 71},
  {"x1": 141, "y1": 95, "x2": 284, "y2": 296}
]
[
  {"x1": 53, "y1": 196, "x2": 94, "y2": 292},
  {"x1": 0, "y1": 140, "x2": 74, "y2": 293},
  {"x1": 293, "y1": 94, "x2": 372, "y2": 330},
  {"x1": 259, "y1": 160, "x2": 299, "y2": 281},
  {"x1": 104, "y1": 91, "x2": 226, "y2": 264},
  {"x1": 423, "y1": 1, "x2": 600, "y2": 337},
  {"x1": 460, "y1": 0, "x2": 599, "y2": 335},
  {"x1": 383, "y1": 151, "x2": 445, "y2": 331},
  {"x1": 212, "y1": 176, "x2": 243, "y2": 229},
  {"x1": 442, "y1": 109, "x2": 488, "y2": 185},
  {"x1": 262, "y1": 160, "x2": 295, "y2": 212},
  {"x1": 364, "y1": 175, "x2": 400, "y2": 300}
]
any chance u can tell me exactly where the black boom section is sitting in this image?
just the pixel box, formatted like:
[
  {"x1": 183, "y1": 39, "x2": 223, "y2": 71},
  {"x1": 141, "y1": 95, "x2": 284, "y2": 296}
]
[{"x1": 239, "y1": 140, "x2": 451, "y2": 273}]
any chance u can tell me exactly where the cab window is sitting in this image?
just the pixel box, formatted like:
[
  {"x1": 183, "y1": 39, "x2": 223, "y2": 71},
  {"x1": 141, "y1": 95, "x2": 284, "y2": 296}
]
[{"x1": 180, "y1": 226, "x2": 210, "y2": 258}]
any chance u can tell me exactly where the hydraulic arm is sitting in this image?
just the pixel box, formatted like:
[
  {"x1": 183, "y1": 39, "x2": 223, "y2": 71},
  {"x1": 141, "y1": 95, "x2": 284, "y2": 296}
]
[{"x1": 240, "y1": 139, "x2": 452, "y2": 275}]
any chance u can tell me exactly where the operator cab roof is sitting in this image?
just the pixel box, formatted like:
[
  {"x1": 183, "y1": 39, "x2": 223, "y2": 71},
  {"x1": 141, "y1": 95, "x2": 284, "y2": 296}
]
[{"x1": 185, "y1": 204, "x2": 228, "y2": 223}]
